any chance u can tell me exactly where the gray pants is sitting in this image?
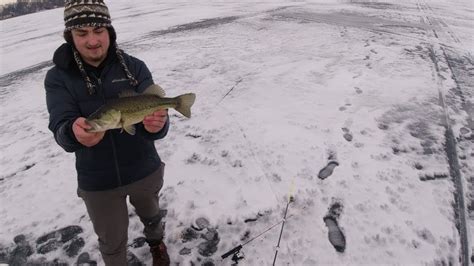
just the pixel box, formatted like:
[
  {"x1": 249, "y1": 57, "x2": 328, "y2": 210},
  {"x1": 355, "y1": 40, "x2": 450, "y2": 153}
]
[{"x1": 78, "y1": 163, "x2": 165, "y2": 266}]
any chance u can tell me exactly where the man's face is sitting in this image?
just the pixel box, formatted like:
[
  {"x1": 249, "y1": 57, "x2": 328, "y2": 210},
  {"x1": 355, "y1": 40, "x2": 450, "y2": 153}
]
[{"x1": 71, "y1": 26, "x2": 110, "y2": 67}]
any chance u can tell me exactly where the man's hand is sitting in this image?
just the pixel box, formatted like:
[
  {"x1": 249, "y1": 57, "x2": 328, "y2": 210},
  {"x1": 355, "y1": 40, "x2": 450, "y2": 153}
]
[
  {"x1": 143, "y1": 109, "x2": 168, "y2": 133},
  {"x1": 72, "y1": 117, "x2": 105, "y2": 147}
]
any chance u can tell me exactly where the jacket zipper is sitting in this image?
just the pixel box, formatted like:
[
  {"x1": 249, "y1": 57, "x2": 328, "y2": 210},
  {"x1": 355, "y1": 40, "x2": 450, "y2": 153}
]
[{"x1": 95, "y1": 74, "x2": 123, "y2": 187}]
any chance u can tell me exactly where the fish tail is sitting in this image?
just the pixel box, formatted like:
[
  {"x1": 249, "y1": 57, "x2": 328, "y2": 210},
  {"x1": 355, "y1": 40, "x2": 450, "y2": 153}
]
[{"x1": 175, "y1": 93, "x2": 196, "y2": 118}]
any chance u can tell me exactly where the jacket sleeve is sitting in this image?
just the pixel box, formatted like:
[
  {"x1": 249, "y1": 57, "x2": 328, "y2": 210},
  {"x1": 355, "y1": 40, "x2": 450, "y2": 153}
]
[
  {"x1": 45, "y1": 68, "x2": 84, "y2": 152},
  {"x1": 130, "y1": 56, "x2": 170, "y2": 141}
]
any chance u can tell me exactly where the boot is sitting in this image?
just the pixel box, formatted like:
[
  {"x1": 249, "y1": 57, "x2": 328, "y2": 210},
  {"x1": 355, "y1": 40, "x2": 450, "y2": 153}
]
[{"x1": 150, "y1": 241, "x2": 170, "y2": 266}]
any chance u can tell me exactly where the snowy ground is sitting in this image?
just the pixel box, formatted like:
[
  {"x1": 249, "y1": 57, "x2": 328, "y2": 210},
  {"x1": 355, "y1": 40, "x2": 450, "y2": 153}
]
[{"x1": 1, "y1": 0, "x2": 473, "y2": 265}]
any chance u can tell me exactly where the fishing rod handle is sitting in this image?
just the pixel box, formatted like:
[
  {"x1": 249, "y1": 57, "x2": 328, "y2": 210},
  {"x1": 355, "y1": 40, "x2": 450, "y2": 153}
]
[{"x1": 221, "y1": 245, "x2": 243, "y2": 259}]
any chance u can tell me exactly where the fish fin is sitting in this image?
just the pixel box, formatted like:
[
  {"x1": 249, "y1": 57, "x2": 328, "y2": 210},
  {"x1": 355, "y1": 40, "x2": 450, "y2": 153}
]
[
  {"x1": 143, "y1": 84, "x2": 166, "y2": 97},
  {"x1": 123, "y1": 124, "x2": 136, "y2": 135},
  {"x1": 118, "y1": 89, "x2": 140, "y2": 98},
  {"x1": 175, "y1": 93, "x2": 196, "y2": 118}
]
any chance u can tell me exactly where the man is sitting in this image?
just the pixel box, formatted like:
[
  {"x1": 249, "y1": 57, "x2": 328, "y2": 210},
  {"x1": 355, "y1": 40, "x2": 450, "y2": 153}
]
[{"x1": 44, "y1": 1, "x2": 170, "y2": 265}]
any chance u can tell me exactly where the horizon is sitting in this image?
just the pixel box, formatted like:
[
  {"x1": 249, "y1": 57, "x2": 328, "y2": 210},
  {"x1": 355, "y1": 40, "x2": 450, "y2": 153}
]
[{"x1": 0, "y1": 0, "x2": 16, "y2": 6}]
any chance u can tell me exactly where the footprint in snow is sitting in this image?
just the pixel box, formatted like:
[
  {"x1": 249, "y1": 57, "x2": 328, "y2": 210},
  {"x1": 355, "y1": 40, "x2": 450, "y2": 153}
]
[
  {"x1": 342, "y1": 127, "x2": 353, "y2": 142},
  {"x1": 324, "y1": 201, "x2": 346, "y2": 252},
  {"x1": 178, "y1": 217, "x2": 220, "y2": 259},
  {"x1": 318, "y1": 161, "x2": 339, "y2": 180}
]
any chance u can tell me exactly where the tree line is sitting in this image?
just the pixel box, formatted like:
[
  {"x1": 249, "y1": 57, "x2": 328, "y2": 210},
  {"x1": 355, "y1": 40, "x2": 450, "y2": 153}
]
[{"x1": 1, "y1": 0, "x2": 65, "y2": 20}]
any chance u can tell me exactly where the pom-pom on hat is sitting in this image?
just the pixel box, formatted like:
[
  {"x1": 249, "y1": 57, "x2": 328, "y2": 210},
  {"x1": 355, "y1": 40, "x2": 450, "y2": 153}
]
[{"x1": 64, "y1": 0, "x2": 112, "y2": 31}]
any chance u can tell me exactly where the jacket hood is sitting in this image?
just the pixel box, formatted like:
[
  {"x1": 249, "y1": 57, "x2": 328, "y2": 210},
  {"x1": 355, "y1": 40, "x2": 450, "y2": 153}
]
[{"x1": 53, "y1": 43, "x2": 76, "y2": 70}]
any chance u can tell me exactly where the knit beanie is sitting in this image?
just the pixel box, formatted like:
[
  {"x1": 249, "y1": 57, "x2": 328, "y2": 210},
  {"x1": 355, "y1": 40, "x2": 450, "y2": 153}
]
[
  {"x1": 63, "y1": 0, "x2": 138, "y2": 95},
  {"x1": 64, "y1": 0, "x2": 112, "y2": 31}
]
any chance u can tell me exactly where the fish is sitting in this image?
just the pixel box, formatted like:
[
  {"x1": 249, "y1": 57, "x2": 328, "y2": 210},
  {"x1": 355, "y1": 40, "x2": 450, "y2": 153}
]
[{"x1": 85, "y1": 84, "x2": 196, "y2": 135}]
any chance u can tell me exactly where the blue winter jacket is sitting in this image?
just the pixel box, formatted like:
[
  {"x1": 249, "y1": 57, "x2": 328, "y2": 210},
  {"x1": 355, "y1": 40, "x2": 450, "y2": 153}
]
[{"x1": 45, "y1": 43, "x2": 169, "y2": 191}]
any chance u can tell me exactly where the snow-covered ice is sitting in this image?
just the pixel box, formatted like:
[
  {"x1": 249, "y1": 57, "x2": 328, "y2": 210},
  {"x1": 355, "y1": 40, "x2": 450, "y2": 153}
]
[{"x1": 1, "y1": 0, "x2": 473, "y2": 265}]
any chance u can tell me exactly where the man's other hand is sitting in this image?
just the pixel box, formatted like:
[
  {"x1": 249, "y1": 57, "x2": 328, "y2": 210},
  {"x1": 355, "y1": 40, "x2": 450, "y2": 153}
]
[
  {"x1": 143, "y1": 109, "x2": 168, "y2": 133},
  {"x1": 72, "y1": 117, "x2": 105, "y2": 147}
]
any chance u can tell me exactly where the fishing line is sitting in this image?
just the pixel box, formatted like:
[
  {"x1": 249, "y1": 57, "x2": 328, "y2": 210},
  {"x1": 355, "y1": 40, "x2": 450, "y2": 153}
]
[{"x1": 216, "y1": 103, "x2": 281, "y2": 206}]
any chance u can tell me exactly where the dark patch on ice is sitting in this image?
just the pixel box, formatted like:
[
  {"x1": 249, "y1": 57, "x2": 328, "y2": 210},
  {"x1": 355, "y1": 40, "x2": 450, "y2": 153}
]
[
  {"x1": 179, "y1": 247, "x2": 192, "y2": 255},
  {"x1": 0, "y1": 246, "x2": 8, "y2": 264},
  {"x1": 36, "y1": 225, "x2": 83, "y2": 245},
  {"x1": 428, "y1": 45, "x2": 471, "y2": 264},
  {"x1": 200, "y1": 258, "x2": 216, "y2": 266},
  {"x1": 378, "y1": 123, "x2": 389, "y2": 130},
  {"x1": 413, "y1": 162, "x2": 423, "y2": 170},
  {"x1": 23, "y1": 163, "x2": 36, "y2": 171},
  {"x1": 0, "y1": 61, "x2": 53, "y2": 90},
  {"x1": 432, "y1": 257, "x2": 456, "y2": 266},
  {"x1": 198, "y1": 239, "x2": 219, "y2": 257},
  {"x1": 186, "y1": 153, "x2": 201, "y2": 164},
  {"x1": 3, "y1": 232, "x2": 86, "y2": 265},
  {"x1": 266, "y1": 8, "x2": 428, "y2": 40},
  {"x1": 28, "y1": 257, "x2": 68, "y2": 265},
  {"x1": 327, "y1": 200, "x2": 344, "y2": 219},
  {"x1": 7, "y1": 235, "x2": 33, "y2": 265},
  {"x1": 186, "y1": 133, "x2": 202, "y2": 139},
  {"x1": 343, "y1": 133, "x2": 353, "y2": 142},
  {"x1": 114, "y1": 8, "x2": 174, "y2": 21},
  {"x1": 127, "y1": 251, "x2": 144, "y2": 265},
  {"x1": 392, "y1": 146, "x2": 408, "y2": 155},
  {"x1": 244, "y1": 217, "x2": 258, "y2": 223},
  {"x1": 197, "y1": 227, "x2": 220, "y2": 257},
  {"x1": 350, "y1": 1, "x2": 399, "y2": 10},
  {"x1": 265, "y1": 6, "x2": 294, "y2": 14},
  {"x1": 232, "y1": 160, "x2": 243, "y2": 168},
  {"x1": 63, "y1": 237, "x2": 85, "y2": 257},
  {"x1": 192, "y1": 217, "x2": 210, "y2": 231},
  {"x1": 404, "y1": 46, "x2": 428, "y2": 60},
  {"x1": 7, "y1": 31, "x2": 60, "y2": 48},
  {"x1": 419, "y1": 173, "x2": 448, "y2": 181},
  {"x1": 460, "y1": 127, "x2": 470, "y2": 135},
  {"x1": 181, "y1": 227, "x2": 200, "y2": 243},
  {"x1": 354, "y1": 87, "x2": 363, "y2": 94},
  {"x1": 442, "y1": 48, "x2": 474, "y2": 132},
  {"x1": 201, "y1": 228, "x2": 218, "y2": 242},
  {"x1": 1, "y1": 163, "x2": 37, "y2": 181},
  {"x1": 142, "y1": 16, "x2": 239, "y2": 40},
  {"x1": 185, "y1": 153, "x2": 218, "y2": 166},
  {"x1": 342, "y1": 126, "x2": 353, "y2": 141},
  {"x1": 36, "y1": 225, "x2": 83, "y2": 254},
  {"x1": 271, "y1": 173, "x2": 282, "y2": 182},
  {"x1": 240, "y1": 230, "x2": 251, "y2": 242},
  {"x1": 76, "y1": 252, "x2": 97, "y2": 265},
  {"x1": 318, "y1": 161, "x2": 339, "y2": 180},
  {"x1": 416, "y1": 228, "x2": 435, "y2": 244},
  {"x1": 130, "y1": 237, "x2": 147, "y2": 248},
  {"x1": 178, "y1": 219, "x2": 220, "y2": 259}
]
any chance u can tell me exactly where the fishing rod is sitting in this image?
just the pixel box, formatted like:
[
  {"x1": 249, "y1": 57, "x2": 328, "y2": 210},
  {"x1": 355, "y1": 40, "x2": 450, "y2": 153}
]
[
  {"x1": 222, "y1": 177, "x2": 297, "y2": 265},
  {"x1": 272, "y1": 195, "x2": 294, "y2": 265},
  {"x1": 220, "y1": 214, "x2": 295, "y2": 264},
  {"x1": 272, "y1": 176, "x2": 296, "y2": 265}
]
